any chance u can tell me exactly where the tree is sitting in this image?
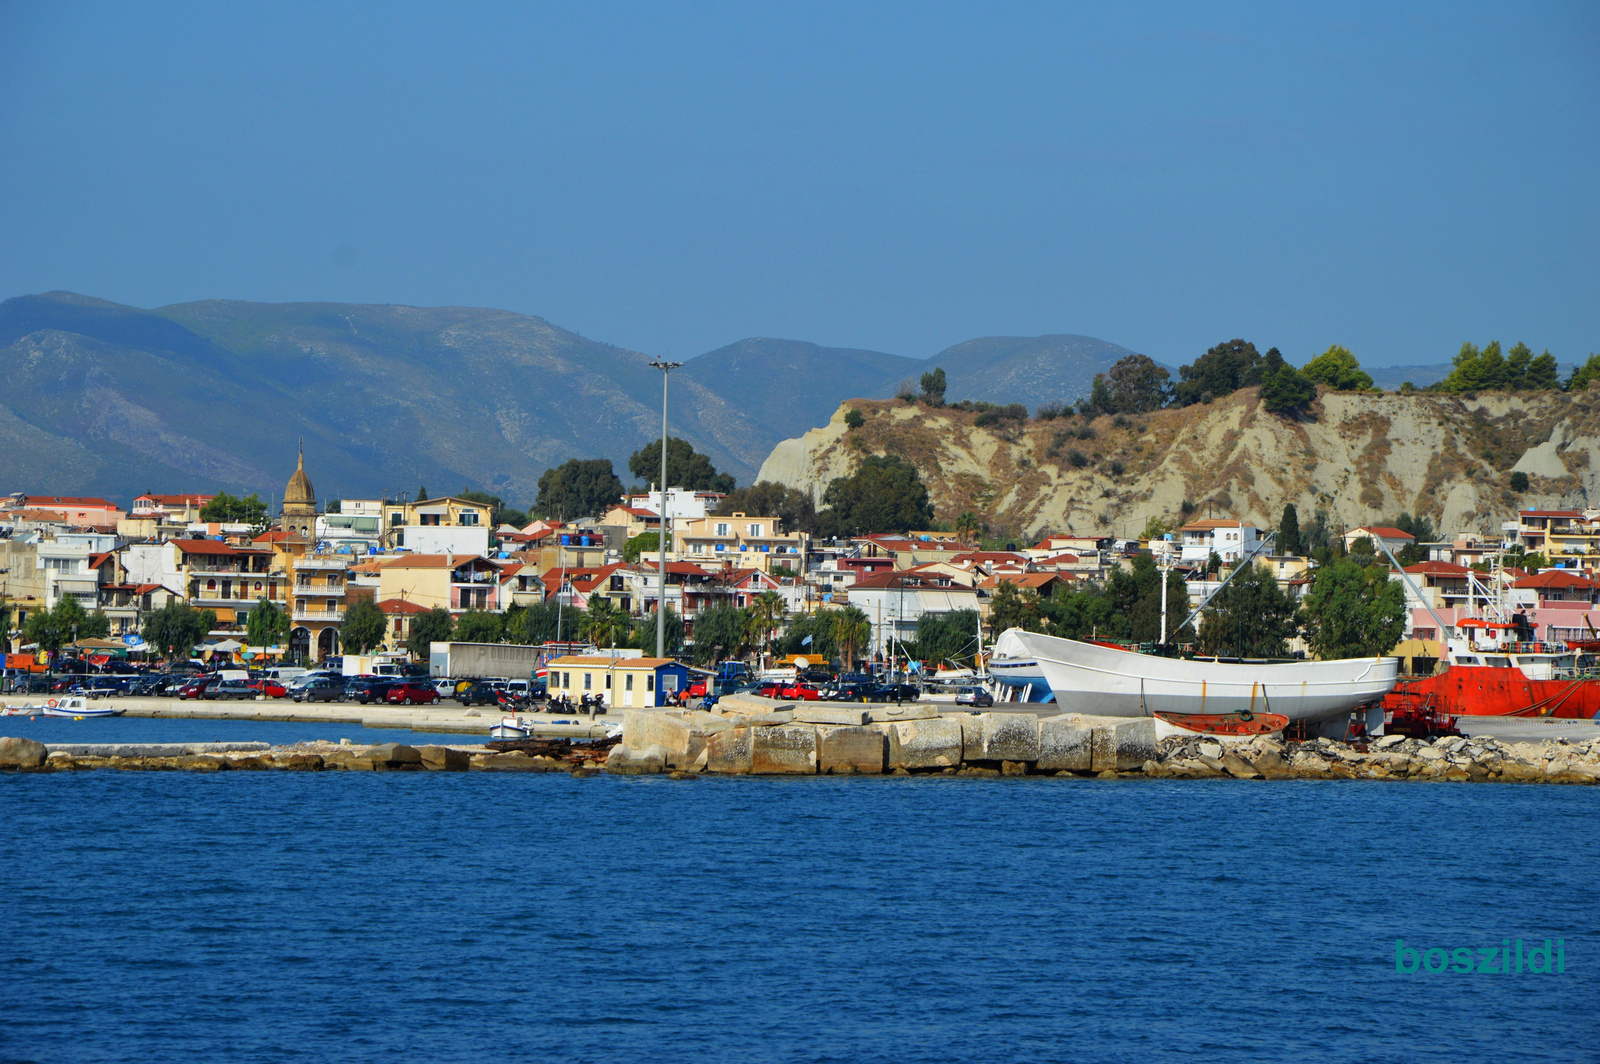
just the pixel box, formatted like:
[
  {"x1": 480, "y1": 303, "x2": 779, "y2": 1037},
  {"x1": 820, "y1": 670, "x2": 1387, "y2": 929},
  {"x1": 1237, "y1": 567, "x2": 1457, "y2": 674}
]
[
  {"x1": 631, "y1": 606, "x2": 684, "y2": 657},
  {"x1": 1196, "y1": 562, "x2": 1301, "y2": 658},
  {"x1": 245, "y1": 597, "x2": 289, "y2": 648},
  {"x1": 1510, "y1": 471, "x2": 1529, "y2": 493},
  {"x1": 1278, "y1": 504, "x2": 1302, "y2": 556},
  {"x1": 623, "y1": 531, "x2": 660, "y2": 563},
  {"x1": 691, "y1": 605, "x2": 748, "y2": 664},
  {"x1": 1566, "y1": 354, "x2": 1600, "y2": 392},
  {"x1": 512, "y1": 601, "x2": 565, "y2": 645},
  {"x1": 955, "y1": 510, "x2": 981, "y2": 546},
  {"x1": 748, "y1": 591, "x2": 788, "y2": 656},
  {"x1": 405, "y1": 607, "x2": 454, "y2": 659},
  {"x1": 1301, "y1": 557, "x2": 1405, "y2": 660},
  {"x1": 626, "y1": 437, "x2": 736, "y2": 493},
  {"x1": 1260, "y1": 359, "x2": 1317, "y2": 416},
  {"x1": 1390, "y1": 512, "x2": 1436, "y2": 566},
  {"x1": 1037, "y1": 556, "x2": 1191, "y2": 644},
  {"x1": 0, "y1": 601, "x2": 12, "y2": 653},
  {"x1": 987, "y1": 580, "x2": 1043, "y2": 635},
  {"x1": 1441, "y1": 341, "x2": 1510, "y2": 392},
  {"x1": 919, "y1": 368, "x2": 947, "y2": 406},
  {"x1": 828, "y1": 606, "x2": 871, "y2": 670},
  {"x1": 341, "y1": 598, "x2": 387, "y2": 654},
  {"x1": 142, "y1": 602, "x2": 215, "y2": 660},
  {"x1": 815, "y1": 455, "x2": 933, "y2": 537},
  {"x1": 1173, "y1": 339, "x2": 1263, "y2": 406},
  {"x1": 715, "y1": 481, "x2": 817, "y2": 534},
  {"x1": 26, "y1": 599, "x2": 82, "y2": 660},
  {"x1": 911, "y1": 609, "x2": 980, "y2": 667},
  {"x1": 326, "y1": 499, "x2": 342, "y2": 514},
  {"x1": 844, "y1": 408, "x2": 865, "y2": 429},
  {"x1": 776, "y1": 611, "x2": 837, "y2": 660},
  {"x1": 455, "y1": 608, "x2": 504, "y2": 644},
  {"x1": 1302, "y1": 345, "x2": 1374, "y2": 391},
  {"x1": 199, "y1": 491, "x2": 269, "y2": 526},
  {"x1": 1525, "y1": 349, "x2": 1560, "y2": 390},
  {"x1": 1096, "y1": 354, "x2": 1172, "y2": 413},
  {"x1": 417, "y1": 485, "x2": 429, "y2": 502},
  {"x1": 535, "y1": 459, "x2": 625, "y2": 520},
  {"x1": 578, "y1": 597, "x2": 629, "y2": 649}
]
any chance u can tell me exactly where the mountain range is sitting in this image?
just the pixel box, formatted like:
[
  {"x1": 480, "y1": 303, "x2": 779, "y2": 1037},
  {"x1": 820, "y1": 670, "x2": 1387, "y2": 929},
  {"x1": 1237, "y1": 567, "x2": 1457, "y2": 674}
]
[{"x1": 0, "y1": 292, "x2": 1139, "y2": 505}]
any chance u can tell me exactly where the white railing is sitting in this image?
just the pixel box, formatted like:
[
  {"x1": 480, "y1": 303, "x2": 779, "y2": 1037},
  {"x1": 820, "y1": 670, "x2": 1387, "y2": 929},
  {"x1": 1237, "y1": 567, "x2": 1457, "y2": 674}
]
[{"x1": 292, "y1": 606, "x2": 345, "y2": 622}]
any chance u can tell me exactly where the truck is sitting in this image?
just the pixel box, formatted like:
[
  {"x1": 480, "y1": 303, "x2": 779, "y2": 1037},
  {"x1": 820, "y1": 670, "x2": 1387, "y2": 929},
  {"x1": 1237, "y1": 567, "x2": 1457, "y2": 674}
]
[
  {"x1": 428, "y1": 641, "x2": 548, "y2": 683},
  {"x1": 341, "y1": 652, "x2": 411, "y2": 677}
]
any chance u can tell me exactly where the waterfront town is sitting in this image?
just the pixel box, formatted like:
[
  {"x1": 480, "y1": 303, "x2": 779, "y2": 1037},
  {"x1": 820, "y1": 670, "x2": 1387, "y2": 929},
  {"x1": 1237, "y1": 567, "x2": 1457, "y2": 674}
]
[{"x1": 3, "y1": 444, "x2": 1600, "y2": 684}]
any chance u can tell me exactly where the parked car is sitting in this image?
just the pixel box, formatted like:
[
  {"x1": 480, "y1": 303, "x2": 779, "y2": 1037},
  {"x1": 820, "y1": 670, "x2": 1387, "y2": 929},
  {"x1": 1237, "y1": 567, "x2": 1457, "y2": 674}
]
[
  {"x1": 779, "y1": 682, "x2": 824, "y2": 701},
  {"x1": 455, "y1": 681, "x2": 499, "y2": 707},
  {"x1": 245, "y1": 678, "x2": 288, "y2": 698},
  {"x1": 208, "y1": 679, "x2": 256, "y2": 700},
  {"x1": 386, "y1": 682, "x2": 440, "y2": 705},
  {"x1": 954, "y1": 686, "x2": 995, "y2": 708},
  {"x1": 348, "y1": 679, "x2": 403, "y2": 705},
  {"x1": 293, "y1": 676, "x2": 346, "y2": 703},
  {"x1": 867, "y1": 683, "x2": 922, "y2": 703},
  {"x1": 178, "y1": 676, "x2": 218, "y2": 700}
]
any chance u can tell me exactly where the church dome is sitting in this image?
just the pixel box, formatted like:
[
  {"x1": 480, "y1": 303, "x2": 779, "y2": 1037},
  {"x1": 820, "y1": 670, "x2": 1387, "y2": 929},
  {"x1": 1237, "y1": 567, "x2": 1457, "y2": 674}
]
[{"x1": 285, "y1": 446, "x2": 315, "y2": 505}]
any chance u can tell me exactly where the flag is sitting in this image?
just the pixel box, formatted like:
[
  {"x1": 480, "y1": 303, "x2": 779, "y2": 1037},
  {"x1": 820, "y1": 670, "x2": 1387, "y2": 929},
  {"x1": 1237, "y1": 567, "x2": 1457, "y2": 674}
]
[{"x1": 801, "y1": 635, "x2": 812, "y2": 646}]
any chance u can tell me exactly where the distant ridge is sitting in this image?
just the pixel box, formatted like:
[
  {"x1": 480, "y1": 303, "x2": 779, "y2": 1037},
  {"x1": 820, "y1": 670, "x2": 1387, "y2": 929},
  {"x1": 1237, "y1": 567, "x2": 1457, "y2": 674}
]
[{"x1": 0, "y1": 291, "x2": 1143, "y2": 503}]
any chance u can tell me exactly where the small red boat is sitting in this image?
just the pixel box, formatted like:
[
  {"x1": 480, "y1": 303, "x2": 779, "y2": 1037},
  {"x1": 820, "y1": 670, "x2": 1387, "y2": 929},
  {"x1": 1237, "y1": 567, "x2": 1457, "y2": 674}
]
[{"x1": 1154, "y1": 710, "x2": 1290, "y2": 737}]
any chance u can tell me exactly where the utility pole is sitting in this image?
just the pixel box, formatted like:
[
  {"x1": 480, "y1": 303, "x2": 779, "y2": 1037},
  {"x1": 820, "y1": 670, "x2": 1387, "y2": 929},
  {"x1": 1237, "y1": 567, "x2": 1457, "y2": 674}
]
[{"x1": 650, "y1": 359, "x2": 682, "y2": 660}]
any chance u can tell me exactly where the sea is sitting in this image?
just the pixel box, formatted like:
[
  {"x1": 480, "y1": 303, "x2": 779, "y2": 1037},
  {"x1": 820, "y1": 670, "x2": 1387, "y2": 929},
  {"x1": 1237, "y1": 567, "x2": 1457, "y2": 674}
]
[{"x1": 2, "y1": 718, "x2": 1596, "y2": 1064}]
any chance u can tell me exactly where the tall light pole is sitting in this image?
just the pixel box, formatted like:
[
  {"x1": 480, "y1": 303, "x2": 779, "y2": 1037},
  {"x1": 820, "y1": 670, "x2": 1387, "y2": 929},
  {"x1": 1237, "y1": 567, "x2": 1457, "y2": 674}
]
[{"x1": 650, "y1": 359, "x2": 682, "y2": 661}]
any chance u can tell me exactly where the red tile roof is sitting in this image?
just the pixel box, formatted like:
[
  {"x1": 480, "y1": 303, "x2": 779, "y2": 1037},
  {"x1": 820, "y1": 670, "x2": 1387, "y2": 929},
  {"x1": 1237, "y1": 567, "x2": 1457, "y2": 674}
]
[
  {"x1": 1403, "y1": 561, "x2": 1471, "y2": 576},
  {"x1": 174, "y1": 539, "x2": 245, "y2": 556},
  {"x1": 377, "y1": 598, "x2": 431, "y2": 615},
  {"x1": 22, "y1": 496, "x2": 118, "y2": 508},
  {"x1": 1350, "y1": 526, "x2": 1416, "y2": 540},
  {"x1": 1519, "y1": 510, "x2": 1586, "y2": 518},
  {"x1": 1513, "y1": 570, "x2": 1598, "y2": 590}
]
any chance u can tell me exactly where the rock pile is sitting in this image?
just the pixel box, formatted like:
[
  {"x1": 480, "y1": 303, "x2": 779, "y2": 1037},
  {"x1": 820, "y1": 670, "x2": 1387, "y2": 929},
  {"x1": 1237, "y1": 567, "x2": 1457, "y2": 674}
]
[{"x1": 1147, "y1": 733, "x2": 1600, "y2": 784}]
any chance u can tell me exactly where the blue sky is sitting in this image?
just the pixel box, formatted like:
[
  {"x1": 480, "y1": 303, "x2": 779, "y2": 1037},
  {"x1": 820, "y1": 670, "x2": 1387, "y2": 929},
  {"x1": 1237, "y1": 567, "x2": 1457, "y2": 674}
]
[{"x1": 2, "y1": 2, "x2": 1596, "y2": 367}]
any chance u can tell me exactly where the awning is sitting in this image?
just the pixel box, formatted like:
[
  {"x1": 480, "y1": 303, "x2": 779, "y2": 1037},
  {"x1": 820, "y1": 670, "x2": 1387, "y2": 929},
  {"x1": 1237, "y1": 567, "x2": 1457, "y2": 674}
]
[
  {"x1": 208, "y1": 639, "x2": 244, "y2": 652},
  {"x1": 211, "y1": 608, "x2": 238, "y2": 623}
]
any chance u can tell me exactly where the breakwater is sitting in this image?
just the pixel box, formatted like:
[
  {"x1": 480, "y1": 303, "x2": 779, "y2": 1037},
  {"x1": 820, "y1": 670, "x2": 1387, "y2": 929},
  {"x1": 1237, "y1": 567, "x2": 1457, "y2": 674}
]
[
  {"x1": 0, "y1": 736, "x2": 613, "y2": 773},
  {"x1": 602, "y1": 696, "x2": 1600, "y2": 784}
]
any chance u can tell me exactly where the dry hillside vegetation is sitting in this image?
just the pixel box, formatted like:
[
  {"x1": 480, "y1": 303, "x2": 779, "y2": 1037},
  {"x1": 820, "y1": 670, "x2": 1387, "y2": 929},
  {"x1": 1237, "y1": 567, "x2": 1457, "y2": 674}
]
[{"x1": 756, "y1": 388, "x2": 1600, "y2": 537}]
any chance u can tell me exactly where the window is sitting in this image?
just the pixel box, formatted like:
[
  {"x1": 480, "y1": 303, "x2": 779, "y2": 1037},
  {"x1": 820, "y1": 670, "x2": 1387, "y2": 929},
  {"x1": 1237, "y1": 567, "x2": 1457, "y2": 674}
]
[
  {"x1": 748, "y1": 523, "x2": 762, "y2": 536},
  {"x1": 254, "y1": 581, "x2": 263, "y2": 591},
  {"x1": 646, "y1": 675, "x2": 654, "y2": 692},
  {"x1": 459, "y1": 511, "x2": 479, "y2": 526},
  {"x1": 390, "y1": 512, "x2": 403, "y2": 526},
  {"x1": 207, "y1": 579, "x2": 217, "y2": 591},
  {"x1": 583, "y1": 673, "x2": 592, "y2": 690},
  {"x1": 625, "y1": 674, "x2": 633, "y2": 691},
  {"x1": 605, "y1": 673, "x2": 611, "y2": 689},
  {"x1": 715, "y1": 523, "x2": 730, "y2": 537},
  {"x1": 562, "y1": 672, "x2": 570, "y2": 688}
]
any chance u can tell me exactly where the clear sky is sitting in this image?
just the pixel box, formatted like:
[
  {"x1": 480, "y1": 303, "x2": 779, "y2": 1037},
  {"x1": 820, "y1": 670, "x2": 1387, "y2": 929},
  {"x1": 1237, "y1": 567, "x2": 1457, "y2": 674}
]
[{"x1": 2, "y1": 2, "x2": 1596, "y2": 368}]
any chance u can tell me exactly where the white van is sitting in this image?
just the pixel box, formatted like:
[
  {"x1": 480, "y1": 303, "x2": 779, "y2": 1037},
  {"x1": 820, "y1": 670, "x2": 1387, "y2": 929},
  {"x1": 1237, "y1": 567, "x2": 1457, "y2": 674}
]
[{"x1": 265, "y1": 666, "x2": 308, "y2": 683}]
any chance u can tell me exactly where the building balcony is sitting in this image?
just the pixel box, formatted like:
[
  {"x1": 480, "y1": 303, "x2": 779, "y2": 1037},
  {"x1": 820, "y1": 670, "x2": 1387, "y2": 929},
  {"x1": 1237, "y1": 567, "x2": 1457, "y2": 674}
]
[
  {"x1": 293, "y1": 583, "x2": 346, "y2": 597},
  {"x1": 187, "y1": 562, "x2": 285, "y2": 576},
  {"x1": 295, "y1": 555, "x2": 349, "y2": 570},
  {"x1": 292, "y1": 605, "x2": 345, "y2": 622}
]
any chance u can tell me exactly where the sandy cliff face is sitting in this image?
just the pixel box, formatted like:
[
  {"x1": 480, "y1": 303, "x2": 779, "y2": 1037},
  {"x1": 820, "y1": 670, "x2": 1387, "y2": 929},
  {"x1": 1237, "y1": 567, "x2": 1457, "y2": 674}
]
[{"x1": 755, "y1": 389, "x2": 1600, "y2": 537}]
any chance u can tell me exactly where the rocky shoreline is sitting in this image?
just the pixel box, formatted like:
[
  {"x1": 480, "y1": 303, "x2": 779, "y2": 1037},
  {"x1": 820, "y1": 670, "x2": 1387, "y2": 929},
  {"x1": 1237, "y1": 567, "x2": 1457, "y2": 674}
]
[{"x1": 0, "y1": 736, "x2": 612, "y2": 774}]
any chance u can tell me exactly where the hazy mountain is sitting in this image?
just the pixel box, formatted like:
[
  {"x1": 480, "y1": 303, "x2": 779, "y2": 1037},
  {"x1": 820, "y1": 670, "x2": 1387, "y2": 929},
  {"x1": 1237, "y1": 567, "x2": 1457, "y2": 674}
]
[
  {"x1": 0, "y1": 292, "x2": 1142, "y2": 504},
  {"x1": 1362, "y1": 363, "x2": 1452, "y2": 391}
]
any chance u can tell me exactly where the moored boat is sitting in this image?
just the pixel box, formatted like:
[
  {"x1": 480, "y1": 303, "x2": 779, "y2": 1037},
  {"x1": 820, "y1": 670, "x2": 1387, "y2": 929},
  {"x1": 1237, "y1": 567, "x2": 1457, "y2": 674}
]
[
  {"x1": 986, "y1": 629, "x2": 1056, "y2": 703},
  {"x1": 490, "y1": 715, "x2": 531, "y2": 739},
  {"x1": 1383, "y1": 621, "x2": 1600, "y2": 720}
]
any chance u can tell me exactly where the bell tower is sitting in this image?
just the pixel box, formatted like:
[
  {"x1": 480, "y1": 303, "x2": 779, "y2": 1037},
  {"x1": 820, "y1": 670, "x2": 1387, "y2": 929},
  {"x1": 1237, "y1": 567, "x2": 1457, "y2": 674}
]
[{"x1": 281, "y1": 441, "x2": 317, "y2": 546}]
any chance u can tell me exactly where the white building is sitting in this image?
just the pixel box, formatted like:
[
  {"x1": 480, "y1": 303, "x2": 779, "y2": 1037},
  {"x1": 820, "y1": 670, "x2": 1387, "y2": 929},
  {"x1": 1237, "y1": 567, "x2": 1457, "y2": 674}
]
[
  {"x1": 37, "y1": 531, "x2": 117, "y2": 609},
  {"x1": 626, "y1": 489, "x2": 726, "y2": 522},
  {"x1": 846, "y1": 572, "x2": 981, "y2": 658},
  {"x1": 1177, "y1": 519, "x2": 1264, "y2": 564}
]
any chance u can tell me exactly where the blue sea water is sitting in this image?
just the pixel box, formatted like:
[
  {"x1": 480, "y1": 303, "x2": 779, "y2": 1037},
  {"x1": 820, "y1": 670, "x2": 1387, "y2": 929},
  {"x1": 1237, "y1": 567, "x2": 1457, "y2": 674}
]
[{"x1": 2, "y1": 737, "x2": 1597, "y2": 1063}]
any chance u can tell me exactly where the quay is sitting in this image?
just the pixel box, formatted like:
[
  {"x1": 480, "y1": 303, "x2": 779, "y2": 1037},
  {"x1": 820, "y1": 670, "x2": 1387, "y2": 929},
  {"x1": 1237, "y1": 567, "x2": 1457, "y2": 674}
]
[{"x1": 0, "y1": 695, "x2": 616, "y2": 738}]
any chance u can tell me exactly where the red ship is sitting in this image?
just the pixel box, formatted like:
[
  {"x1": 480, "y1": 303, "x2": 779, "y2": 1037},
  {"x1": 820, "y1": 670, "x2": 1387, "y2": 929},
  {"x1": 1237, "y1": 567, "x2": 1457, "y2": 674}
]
[{"x1": 1384, "y1": 619, "x2": 1600, "y2": 722}]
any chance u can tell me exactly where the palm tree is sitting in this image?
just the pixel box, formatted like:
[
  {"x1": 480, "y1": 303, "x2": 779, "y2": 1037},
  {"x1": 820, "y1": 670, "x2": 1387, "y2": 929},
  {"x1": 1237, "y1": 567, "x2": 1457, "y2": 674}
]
[
  {"x1": 580, "y1": 596, "x2": 629, "y2": 650},
  {"x1": 955, "y1": 510, "x2": 981, "y2": 547},
  {"x1": 829, "y1": 606, "x2": 871, "y2": 671},
  {"x1": 748, "y1": 590, "x2": 788, "y2": 665}
]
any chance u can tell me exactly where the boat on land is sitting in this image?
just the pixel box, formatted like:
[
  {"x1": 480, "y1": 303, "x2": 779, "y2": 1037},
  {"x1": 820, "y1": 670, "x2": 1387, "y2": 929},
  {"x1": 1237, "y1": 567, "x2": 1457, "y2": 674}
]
[
  {"x1": 1006, "y1": 630, "x2": 1398, "y2": 724},
  {"x1": 1383, "y1": 620, "x2": 1600, "y2": 721},
  {"x1": 490, "y1": 715, "x2": 532, "y2": 739},
  {"x1": 1154, "y1": 710, "x2": 1290, "y2": 740},
  {"x1": 985, "y1": 629, "x2": 1056, "y2": 703}
]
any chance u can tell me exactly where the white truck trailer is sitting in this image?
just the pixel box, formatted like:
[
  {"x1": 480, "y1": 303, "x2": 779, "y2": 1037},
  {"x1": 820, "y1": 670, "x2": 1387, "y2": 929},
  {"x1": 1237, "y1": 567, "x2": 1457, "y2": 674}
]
[{"x1": 428, "y1": 641, "x2": 546, "y2": 682}]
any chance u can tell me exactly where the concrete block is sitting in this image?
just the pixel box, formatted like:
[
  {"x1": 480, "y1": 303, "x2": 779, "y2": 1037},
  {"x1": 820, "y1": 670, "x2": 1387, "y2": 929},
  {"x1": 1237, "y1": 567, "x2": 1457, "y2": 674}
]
[
  {"x1": 1036, "y1": 716, "x2": 1093, "y2": 771},
  {"x1": 605, "y1": 743, "x2": 666, "y2": 775},
  {"x1": 417, "y1": 745, "x2": 470, "y2": 771},
  {"x1": 960, "y1": 717, "x2": 984, "y2": 762},
  {"x1": 367, "y1": 743, "x2": 422, "y2": 765},
  {"x1": 706, "y1": 725, "x2": 753, "y2": 774},
  {"x1": 622, "y1": 711, "x2": 694, "y2": 767},
  {"x1": 791, "y1": 706, "x2": 872, "y2": 727},
  {"x1": 270, "y1": 753, "x2": 325, "y2": 771},
  {"x1": 817, "y1": 725, "x2": 887, "y2": 774},
  {"x1": 0, "y1": 737, "x2": 48, "y2": 768},
  {"x1": 980, "y1": 713, "x2": 1040, "y2": 762},
  {"x1": 1090, "y1": 718, "x2": 1158, "y2": 772},
  {"x1": 888, "y1": 717, "x2": 964, "y2": 770},
  {"x1": 866, "y1": 704, "x2": 939, "y2": 722},
  {"x1": 750, "y1": 724, "x2": 818, "y2": 774}
]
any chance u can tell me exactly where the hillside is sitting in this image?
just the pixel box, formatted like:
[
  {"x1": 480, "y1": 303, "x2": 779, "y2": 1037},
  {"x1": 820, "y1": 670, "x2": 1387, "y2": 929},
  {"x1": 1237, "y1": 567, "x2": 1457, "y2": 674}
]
[
  {"x1": 756, "y1": 388, "x2": 1600, "y2": 539},
  {"x1": 0, "y1": 291, "x2": 1141, "y2": 503}
]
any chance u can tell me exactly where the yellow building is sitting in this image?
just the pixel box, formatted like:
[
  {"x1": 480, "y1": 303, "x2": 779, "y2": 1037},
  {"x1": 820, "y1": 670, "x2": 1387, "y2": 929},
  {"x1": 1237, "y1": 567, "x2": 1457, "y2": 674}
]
[
  {"x1": 377, "y1": 553, "x2": 502, "y2": 614},
  {"x1": 673, "y1": 512, "x2": 806, "y2": 573}
]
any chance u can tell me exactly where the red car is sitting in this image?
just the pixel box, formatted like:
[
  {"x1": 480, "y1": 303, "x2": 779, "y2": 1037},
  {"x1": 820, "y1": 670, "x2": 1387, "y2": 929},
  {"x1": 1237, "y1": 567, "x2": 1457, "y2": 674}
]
[
  {"x1": 780, "y1": 682, "x2": 823, "y2": 701},
  {"x1": 178, "y1": 677, "x2": 217, "y2": 700},
  {"x1": 386, "y1": 682, "x2": 440, "y2": 705},
  {"x1": 686, "y1": 679, "x2": 709, "y2": 698},
  {"x1": 246, "y1": 679, "x2": 288, "y2": 698}
]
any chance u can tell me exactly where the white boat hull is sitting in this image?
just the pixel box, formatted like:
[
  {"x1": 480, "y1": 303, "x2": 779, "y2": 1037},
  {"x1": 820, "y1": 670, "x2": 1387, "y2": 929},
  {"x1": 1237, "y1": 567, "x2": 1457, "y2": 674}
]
[
  {"x1": 987, "y1": 630, "x2": 1056, "y2": 703},
  {"x1": 491, "y1": 717, "x2": 531, "y2": 739},
  {"x1": 1008, "y1": 630, "x2": 1397, "y2": 723}
]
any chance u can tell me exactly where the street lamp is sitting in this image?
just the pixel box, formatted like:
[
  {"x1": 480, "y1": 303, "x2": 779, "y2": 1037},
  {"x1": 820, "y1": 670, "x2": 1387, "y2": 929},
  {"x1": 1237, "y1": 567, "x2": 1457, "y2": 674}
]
[{"x1": 649, "y1": 358, "x2": 682, "y2": 660}]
